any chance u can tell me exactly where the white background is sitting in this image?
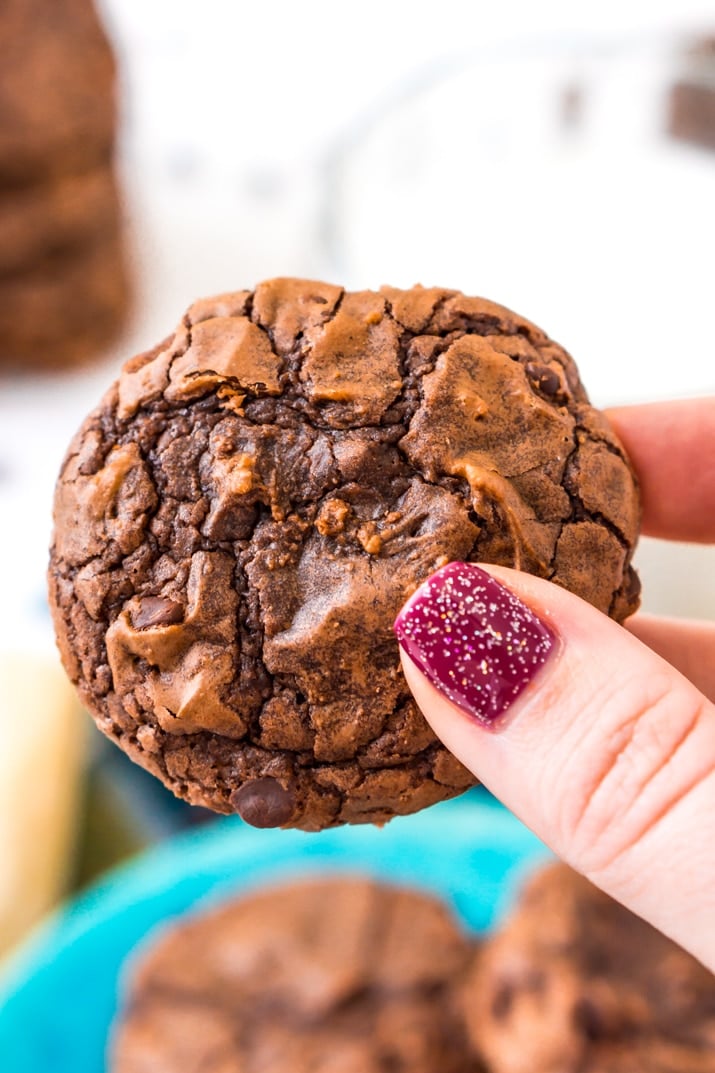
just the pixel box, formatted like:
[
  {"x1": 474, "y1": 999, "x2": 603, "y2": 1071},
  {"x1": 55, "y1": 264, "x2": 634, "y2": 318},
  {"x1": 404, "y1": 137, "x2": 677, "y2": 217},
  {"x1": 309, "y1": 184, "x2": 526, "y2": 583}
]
[{"x1": 1, "y1": 0, "x2": 714, "y2": 653}]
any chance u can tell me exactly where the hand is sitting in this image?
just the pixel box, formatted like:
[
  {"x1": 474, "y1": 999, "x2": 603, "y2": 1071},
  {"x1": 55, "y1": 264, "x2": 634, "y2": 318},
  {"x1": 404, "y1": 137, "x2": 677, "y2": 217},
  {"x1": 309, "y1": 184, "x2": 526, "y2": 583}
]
[{"x1": 394, "y1": 398, "x2": 715, "y2": 970}]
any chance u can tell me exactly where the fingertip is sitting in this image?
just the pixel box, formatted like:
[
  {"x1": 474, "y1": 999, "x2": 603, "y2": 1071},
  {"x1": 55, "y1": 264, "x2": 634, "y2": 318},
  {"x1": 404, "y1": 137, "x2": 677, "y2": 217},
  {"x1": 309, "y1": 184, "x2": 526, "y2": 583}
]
[{"x1": 394, "y1": 561, "x2": 557, "y2": 729}]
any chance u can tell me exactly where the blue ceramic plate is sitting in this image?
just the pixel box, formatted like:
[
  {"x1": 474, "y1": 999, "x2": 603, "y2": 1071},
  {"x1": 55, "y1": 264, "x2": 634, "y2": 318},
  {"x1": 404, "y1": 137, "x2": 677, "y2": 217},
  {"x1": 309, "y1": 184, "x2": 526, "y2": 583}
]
[{"x1": 0, "y1": 798, "x2": 550, "y2": 1072}]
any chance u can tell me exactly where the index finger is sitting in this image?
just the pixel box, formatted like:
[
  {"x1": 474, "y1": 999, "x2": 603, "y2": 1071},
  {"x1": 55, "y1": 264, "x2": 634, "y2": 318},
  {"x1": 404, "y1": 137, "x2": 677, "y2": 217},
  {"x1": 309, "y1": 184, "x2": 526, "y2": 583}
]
[{"x1": 606, "y1": 397, "x2": 715, "y2": 543}]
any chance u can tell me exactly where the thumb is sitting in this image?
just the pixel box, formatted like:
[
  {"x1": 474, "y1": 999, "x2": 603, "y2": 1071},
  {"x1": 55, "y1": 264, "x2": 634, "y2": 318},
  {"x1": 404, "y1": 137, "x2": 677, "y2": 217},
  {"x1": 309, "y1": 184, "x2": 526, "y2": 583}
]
[{"x1": 394, "y1": 561, "x2": 715, "y2": 970}]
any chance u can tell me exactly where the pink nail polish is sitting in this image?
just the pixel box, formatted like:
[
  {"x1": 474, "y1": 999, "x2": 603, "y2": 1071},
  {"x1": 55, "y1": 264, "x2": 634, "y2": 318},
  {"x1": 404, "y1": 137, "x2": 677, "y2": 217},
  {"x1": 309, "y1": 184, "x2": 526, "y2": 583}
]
[{"x1": 394, "y1": 562, "x2": 556, "y2": 727}]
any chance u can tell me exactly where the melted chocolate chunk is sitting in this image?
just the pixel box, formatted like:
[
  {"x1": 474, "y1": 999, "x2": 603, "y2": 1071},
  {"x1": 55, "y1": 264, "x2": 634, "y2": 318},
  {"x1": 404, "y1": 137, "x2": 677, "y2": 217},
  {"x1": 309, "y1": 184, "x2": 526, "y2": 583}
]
[
  {"x1": 132, "y1": 596, "x2": 184, "y2": 629},
  {"x1": 231, "y1": 777, "x2": 296, "y2": 828}
]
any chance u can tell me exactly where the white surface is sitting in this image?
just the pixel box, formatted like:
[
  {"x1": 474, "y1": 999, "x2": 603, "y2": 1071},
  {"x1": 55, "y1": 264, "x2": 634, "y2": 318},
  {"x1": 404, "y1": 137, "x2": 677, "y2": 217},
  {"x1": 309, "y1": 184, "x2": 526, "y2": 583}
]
[
  {"x1": 0, "y1": 2, "x2": 713, "y2": 652},
  {"x1": 333, "y1": 47, "x2": 715, "y2": 407}
]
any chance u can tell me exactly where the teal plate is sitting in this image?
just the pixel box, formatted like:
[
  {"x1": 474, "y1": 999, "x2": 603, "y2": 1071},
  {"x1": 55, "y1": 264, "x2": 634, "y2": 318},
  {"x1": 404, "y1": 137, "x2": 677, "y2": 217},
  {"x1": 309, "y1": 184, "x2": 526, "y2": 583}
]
[{"x1": 0, "y1": 798, "x2": 550, "y2": 1072}]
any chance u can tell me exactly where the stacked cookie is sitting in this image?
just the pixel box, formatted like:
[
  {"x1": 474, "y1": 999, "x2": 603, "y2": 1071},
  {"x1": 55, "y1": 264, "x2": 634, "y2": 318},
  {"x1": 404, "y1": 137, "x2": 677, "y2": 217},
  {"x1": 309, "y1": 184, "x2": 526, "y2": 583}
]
[
  {"x1": 0, "y1": 0, "x2": 129, "y2": 370},
  {"x1": 669, "y1": 36, "x2": 715, "y2": 153}
]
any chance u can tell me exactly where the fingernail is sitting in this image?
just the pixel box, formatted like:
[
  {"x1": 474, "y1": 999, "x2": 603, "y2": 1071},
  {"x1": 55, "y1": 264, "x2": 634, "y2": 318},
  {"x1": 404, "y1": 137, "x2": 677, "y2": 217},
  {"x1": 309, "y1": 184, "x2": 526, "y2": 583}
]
[{"x1": 394, "y1": 562, "x2": 556, "y2": 727}]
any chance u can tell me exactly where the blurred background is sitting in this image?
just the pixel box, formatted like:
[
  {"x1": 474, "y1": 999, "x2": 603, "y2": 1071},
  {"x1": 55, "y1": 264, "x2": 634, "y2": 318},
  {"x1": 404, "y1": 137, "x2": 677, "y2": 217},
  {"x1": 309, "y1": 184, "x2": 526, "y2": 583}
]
[{"x1": 1, "y1": 0, "x2": 714, "y2": 960}]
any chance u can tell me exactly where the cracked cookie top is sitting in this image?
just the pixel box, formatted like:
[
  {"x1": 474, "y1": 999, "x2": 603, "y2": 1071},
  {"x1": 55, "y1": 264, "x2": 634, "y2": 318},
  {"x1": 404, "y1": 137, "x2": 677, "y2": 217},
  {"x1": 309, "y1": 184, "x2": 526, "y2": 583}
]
[{"x1": 48, "y1": 279, "x2": 641, "y2": 831}]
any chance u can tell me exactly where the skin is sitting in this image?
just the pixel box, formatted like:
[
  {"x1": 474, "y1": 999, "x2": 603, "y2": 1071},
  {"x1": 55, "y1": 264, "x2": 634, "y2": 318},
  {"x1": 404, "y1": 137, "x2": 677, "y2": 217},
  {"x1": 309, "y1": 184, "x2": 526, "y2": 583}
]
[{"x1": 398, "y1": 397, "x2": 715, "y2": 971}]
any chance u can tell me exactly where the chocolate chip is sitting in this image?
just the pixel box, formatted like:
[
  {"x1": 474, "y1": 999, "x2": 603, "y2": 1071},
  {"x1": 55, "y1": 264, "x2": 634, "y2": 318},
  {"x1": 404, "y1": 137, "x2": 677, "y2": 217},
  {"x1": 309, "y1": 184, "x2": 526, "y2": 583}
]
[
  {"x1": 525, "y1": 362, "x2": 562, "y2": 398},
  {"x1": 491, "y1": 982, "x2": 515, "y2": 1020},
  {"x1": 624, "y1": 565, "x2": 642, "y2": 606},
  {"x1": 132, "y1": 596, "x2": 184, "y2": 629},
  {"x1": 572, "y1": 996, "x2": 606, "y2": 1040},
  {"x1": 231, "y1": 778, "x2": 295, "y2": 828}
]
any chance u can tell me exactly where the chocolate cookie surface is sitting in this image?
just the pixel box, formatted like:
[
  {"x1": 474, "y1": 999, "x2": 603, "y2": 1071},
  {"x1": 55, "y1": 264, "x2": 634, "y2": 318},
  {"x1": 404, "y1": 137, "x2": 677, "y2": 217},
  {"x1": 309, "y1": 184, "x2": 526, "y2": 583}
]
[
  {"x1": 49, "y1": 279, "x2": 640, "y2": 830},
  {"x1": 462, "y1": 863, "x2": 715, "y2": 1073},
  {"x1": 110, "y1": 876, "x2": 478, "y2": 1073}
]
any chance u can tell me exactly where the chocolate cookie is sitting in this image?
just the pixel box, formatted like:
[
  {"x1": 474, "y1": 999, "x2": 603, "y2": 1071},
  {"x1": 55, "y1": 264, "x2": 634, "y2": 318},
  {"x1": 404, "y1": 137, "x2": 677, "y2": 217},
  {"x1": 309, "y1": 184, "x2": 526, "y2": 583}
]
[
  {"x1": 0, "y1": 0, "x2": 129, "y2": 369},
  {"x1": 110, "y1": 876, "x2": 478, "y2": 1073},
  {"x1": 0, "y1": 165, "x2": 121, "y2": 277},
  {"x1": 461, "y1": 863, "x2": 715, "y2": 1073},
  {"x1": 49, "y1": 279, "x2": 640, "y2": 830},
  {"x1": 0, "y1": 231, "x2": 129, "y2": 368},
  {"x1": 0, "y1": 0, "x2": 116, "y2": 184},
  {"x1": 669, "y1": 38, "x2": 715, "y2": 153}
]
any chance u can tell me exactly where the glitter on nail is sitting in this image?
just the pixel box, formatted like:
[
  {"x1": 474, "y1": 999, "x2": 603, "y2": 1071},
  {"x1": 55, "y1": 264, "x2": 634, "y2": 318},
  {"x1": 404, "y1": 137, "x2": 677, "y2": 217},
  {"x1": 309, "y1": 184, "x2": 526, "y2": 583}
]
[{"x1": 393, "y1": 562, "x2": 556, "y2": 727}]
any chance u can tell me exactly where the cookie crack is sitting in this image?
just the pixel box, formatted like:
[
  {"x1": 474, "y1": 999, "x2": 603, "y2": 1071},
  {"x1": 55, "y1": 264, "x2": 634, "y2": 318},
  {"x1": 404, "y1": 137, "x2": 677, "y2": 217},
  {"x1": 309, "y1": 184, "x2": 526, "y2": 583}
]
[
  {"x1": 575, "y1": 424, "x2": 632, "y2": 466},
  {"x1": 570, "y1": 499, "x2": 632, "y2": 550},
  {"x1": 425, "y1": 290, "x2": 456, "y2": 330},
  {"x1": 543, "y1": 421, "x2": 582, "y2": 578},
  {"x1": 156, "y1": 314, "x2": 194, "y2": 406},
  {"x1": 294, "y1": 286, "x2": 347, "y2": 400}
]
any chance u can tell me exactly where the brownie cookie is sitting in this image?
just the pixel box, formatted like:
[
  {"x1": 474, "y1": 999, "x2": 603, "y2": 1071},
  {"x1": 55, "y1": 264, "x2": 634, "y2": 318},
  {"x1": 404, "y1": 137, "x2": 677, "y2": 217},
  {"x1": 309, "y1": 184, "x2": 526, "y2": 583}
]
[
  {"x1": 0, "y1": 166, "x2": 121, "y2": 277},
  {"x1": 461, "y1": 863, "x2": 715, "y2": 1073},
  {"x1": 49, "y1": 279, "x2": 640, "y2": 830},
  {"x1": 110, "y1": 876, "x2": 479, "y2": 1073},
  {"x1": 0, "y1": 0, "x2": 129, "y2": 369},
  {"x1": 0, "y1": 0, "x2": 116, "y2": 184},
  {"x1": 669, "y1": 38, "x2": 715, "y2": 153},
  {"x1": 0, "y1": 232, "x2": 129, "y2": 368}
]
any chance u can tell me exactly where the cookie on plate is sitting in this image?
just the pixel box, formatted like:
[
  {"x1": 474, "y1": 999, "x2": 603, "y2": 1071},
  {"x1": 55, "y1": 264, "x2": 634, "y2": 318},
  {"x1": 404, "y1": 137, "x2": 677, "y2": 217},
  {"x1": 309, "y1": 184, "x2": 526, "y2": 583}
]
[
  {"x1": 49, "y1": 279, "x2": 640, "y2": 830},
  {"x1": 110, "y1": 876, "x2": 479, "y2": 1073},
  {"x1": 461, "y1": 862, "x2": 715, "y2": 1073}
]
